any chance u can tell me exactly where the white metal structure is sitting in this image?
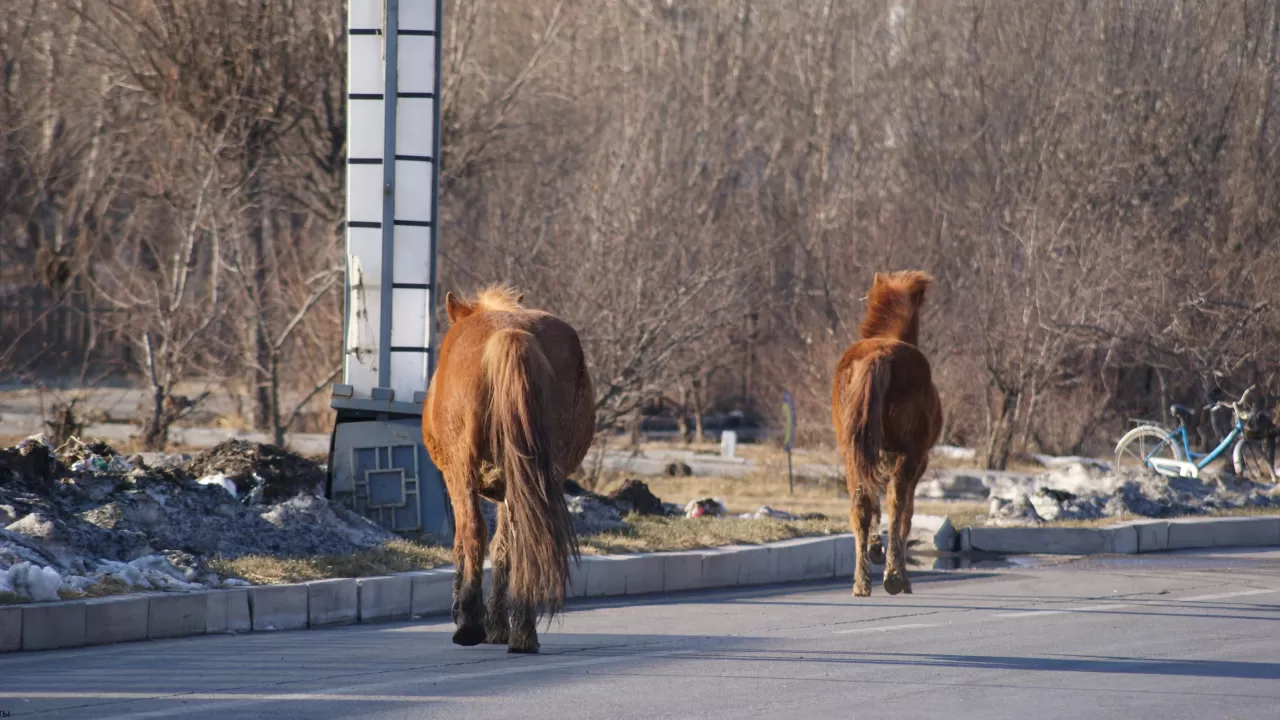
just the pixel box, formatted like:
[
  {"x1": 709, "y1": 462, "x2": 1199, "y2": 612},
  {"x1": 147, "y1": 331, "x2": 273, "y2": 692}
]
[{"x1": 327, "y1": 0, "x2": 451, "y2": 538}]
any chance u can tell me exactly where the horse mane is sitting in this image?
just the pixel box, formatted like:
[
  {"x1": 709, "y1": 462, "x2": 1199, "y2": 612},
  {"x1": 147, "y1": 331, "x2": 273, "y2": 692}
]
[
  {"x1": 473, "y1": 284, "x2": 525, "y2": 313},
  {"x1": 859, "y1": 271, "x2": 933, "y2": 345}
]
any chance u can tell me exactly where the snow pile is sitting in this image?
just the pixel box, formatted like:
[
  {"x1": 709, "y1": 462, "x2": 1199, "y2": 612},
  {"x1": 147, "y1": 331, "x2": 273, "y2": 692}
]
[
  {"x1": 984, "y1": 463, "x2": 1280, "y2": 526},
  {"x1": 0, "y1": 435, "x2": 400, "y2": 603}
]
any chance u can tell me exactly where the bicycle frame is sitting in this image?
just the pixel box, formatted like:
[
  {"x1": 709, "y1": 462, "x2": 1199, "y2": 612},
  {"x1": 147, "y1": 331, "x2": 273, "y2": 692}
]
[{"x1": 1144, "y1": 417, "x2": 1245, "y2": 478}]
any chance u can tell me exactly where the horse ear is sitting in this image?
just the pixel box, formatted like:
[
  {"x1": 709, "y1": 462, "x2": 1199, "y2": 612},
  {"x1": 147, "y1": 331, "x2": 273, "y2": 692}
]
[
  {"x1": 872, "y1": 272, "x2": 883, "y2": 285},
  {"x1": 445, "y1": 292, "x2": 471, "y2": 323},
  {"x1": 516, "y1": 293, "x2": 525, "y2": 304}
]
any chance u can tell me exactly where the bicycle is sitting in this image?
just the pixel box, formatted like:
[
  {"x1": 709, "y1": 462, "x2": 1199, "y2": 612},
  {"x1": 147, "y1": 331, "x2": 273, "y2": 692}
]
[{"x1": 1114, "y1": 385, "x2": 1277, "y2": 483}]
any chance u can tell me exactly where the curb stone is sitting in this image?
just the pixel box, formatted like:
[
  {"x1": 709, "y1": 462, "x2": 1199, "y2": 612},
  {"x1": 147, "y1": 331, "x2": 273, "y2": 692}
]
[{"x1": 6, "y1": 517, "x2": 1280, "y2": 654}]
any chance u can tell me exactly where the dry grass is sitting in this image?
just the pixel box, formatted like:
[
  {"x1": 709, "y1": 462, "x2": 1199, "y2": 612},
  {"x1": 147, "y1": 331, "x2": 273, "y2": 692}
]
[
  {"x1": 580, "y1": 515, "x2": 849, "y2": 555},
  {"x1": 210, "y1": 539, "x2": 452, "y2": 585}
]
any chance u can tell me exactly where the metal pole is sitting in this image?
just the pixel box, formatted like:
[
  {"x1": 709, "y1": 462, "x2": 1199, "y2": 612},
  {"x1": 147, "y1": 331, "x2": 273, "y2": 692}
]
[{"x1": 376, "y1": 0, "x2": 400, "y2": 391}]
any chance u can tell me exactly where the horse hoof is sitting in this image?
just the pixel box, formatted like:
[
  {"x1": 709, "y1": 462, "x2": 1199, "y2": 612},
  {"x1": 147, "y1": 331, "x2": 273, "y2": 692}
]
[
  {"x1": 853, "y1": 584, "x2": 872, "y2": 597},
  {"x1": 452, "y1": 624, "x2": 487, "y2": 647},
  {"x1": 868, "y1": 545, "x2": 886, "y2": 566},
  {"x1": 507, "y1": 639, "x2": 540, "y2": 654},
  {"x1": 883, "y1": 573, "x2": 907, "y2": 596}
]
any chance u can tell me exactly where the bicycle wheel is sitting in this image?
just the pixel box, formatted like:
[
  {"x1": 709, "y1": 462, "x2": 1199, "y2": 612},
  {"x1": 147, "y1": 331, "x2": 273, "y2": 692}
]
[
  {"x1": 1233, "y1": 436, "x2": 1277, "y2": 483},
  {"x1": 1115, "y1": 426, "x2": 1182, "y2": 475}
]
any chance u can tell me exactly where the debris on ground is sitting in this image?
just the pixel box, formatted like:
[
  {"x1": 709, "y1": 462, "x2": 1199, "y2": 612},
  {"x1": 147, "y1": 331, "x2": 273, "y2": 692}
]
[
  {"x1": 567, "y1": 495, "x2": 629, "y2": 534},
  {"x1": 983, "y1": 463, "x2": 1280, "y2": 526},
  {"x1": 0, "y1": 434, "x2": 394, "y2": 603},
  {"x1": 186, "y1": 440, "x2": 325, "y2": 502},
  {"x1": 664, "y1": 461, "x2": 693, "y2": 477},
  {"x1": 684, "y1": 497, "x2": 727, "y2": 519}
]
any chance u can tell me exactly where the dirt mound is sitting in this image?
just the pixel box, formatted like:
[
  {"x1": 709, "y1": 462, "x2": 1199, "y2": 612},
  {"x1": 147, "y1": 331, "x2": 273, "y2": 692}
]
[
  {"x1": 608, "y1": 479, "x2": 667, "y2": 516},
  {"x1": 0, "y1": 437, "x2": 62, "y2": 492},
  {"x1": 184, "y1": 440, "x2": 324, "y2": 501}
]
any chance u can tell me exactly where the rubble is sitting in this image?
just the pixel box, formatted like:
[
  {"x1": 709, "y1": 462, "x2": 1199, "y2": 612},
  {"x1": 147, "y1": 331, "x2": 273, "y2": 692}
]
[
  {"x1": 0, "y1": 434, "x2": 394, "y2": 603},
  {"x1": 983, "y1": 463, "x2": 1280, "y2": 526}
]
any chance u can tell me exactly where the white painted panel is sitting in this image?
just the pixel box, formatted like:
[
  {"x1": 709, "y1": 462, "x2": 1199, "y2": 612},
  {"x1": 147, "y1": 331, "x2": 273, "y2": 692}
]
[
  {"x1": 347, "y1": 99, "x2": 385, "y2": 159},
  {"x1": 349, "y1": 0, "x2": 382, "y2": 30},
  {"x1": 393, "y1": 224, "x2": 432, "y2": 285},
  {"x1": 344, "y1": 255, "x2": 382, "y2": 394},
  {"x1": 347, "y1": 226, "x2": 383, "y2": 287},
  {"x1": 391, "y1": 287, "x2": 429, "y2": 348},
  {"x1": 399, "y1": 0, "x2": 437, "y2": 32},
  {"x1": 348, "y1": 35, "x2": 384, "y2": 96},
  {"x1": 395, "y1": 97, "x2": 435, "y2": 158},
  {"x1": 346, "y1": 163, "x2": 384, "y2": 225},
  {"x1": 390, "y1": 352, "x2": 429, "y2": 399},
  {"x1": 397, "y1": 36, "x2": 436, "y2": 95},
  {"x1": 394, "y1": 160, "x2": 434, "y2": 223}
]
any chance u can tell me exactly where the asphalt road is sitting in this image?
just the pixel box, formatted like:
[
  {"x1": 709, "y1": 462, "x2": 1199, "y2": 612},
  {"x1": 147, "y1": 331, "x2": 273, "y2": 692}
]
[{"x1": 4, "y1": 549, "x2": 1280, "y2": 720}]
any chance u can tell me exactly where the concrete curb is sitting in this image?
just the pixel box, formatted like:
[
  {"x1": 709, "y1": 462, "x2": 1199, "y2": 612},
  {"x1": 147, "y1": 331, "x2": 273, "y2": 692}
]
[
  {"x1": 4, "y1": 516, "x2": 1279, "y2": 654},
  {"x1": 961, "y1": 516, "x2": 1280, "y2": 555},
  {"x1": 1, "y1": 534, "x2": 845, "y2": 654}
]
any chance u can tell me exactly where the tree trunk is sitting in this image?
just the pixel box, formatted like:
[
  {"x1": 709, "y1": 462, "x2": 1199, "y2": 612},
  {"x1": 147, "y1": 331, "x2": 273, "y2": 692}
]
[
  {"x1": 983, "y1": 387, "x2": 1019, "y2": 470},
  {"x1": 245, "y1": 129, "x2": 272, "y2": 430},
  {"x1": 271, "y1": 352, "x2": 285, "y2": 447}
]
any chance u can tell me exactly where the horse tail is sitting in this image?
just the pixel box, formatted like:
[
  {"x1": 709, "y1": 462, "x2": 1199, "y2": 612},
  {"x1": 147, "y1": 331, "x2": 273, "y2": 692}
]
[
  {"x1": 841, "y1": 349, "x2": 893, "y2": 491},
  {"x1": 482, "y1": 328, "x2": 578, "y2": 621}
]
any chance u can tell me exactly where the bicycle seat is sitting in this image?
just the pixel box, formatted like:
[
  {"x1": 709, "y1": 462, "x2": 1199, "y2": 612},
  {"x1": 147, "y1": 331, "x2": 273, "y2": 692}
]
[{"x1": 1169, "y1": 404, "x2": 1196, "y2": 422}]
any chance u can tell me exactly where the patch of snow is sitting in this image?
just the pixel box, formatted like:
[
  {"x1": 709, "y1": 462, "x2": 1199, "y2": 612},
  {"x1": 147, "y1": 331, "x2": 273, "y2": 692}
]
[{"x1": 196, "y1": 473, "x2": 238, "y2": 498}]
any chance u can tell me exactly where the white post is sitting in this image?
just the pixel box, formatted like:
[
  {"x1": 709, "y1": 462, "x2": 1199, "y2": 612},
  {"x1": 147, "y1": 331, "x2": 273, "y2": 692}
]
[{"x1": 328, "y1": 0, "x2": 449, "y2": 538}]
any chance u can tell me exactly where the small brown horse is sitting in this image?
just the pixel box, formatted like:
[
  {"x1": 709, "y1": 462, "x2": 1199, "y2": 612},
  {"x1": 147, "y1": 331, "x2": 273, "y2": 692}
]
[
  {"x1": 832, "y1": 271, "x2": 942, "y2": 597},
  {"x1": 422, "y1": 286, "x2": 595, "y2": 653}
]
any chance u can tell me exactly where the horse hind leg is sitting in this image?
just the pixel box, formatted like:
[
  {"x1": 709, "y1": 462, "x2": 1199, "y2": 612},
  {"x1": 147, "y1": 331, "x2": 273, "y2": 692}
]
[
  {"x1": 883, "y1": 453, "x2": 923, "y2": 596},
  {"x1": 850, "y1": 487, "x2": 878, "y2": 597},
  {"x1": 485, "y1": 502, "x2": 512, "y2": 645},
  {"x1": 867, "y1": 505, "x2": 886, "y2": 566},
  {"x1": 449, "y1": 470, "x2": 488, "y2": 647}
]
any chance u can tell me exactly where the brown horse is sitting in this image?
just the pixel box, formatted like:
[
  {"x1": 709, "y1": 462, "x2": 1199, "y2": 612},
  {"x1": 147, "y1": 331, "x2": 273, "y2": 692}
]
[
  {"x1": 832, "y1": 271, "x2": 942, "y2": 597},
  {"x1": 422, "y1": 286, "x2": 595, "y2": 653}
]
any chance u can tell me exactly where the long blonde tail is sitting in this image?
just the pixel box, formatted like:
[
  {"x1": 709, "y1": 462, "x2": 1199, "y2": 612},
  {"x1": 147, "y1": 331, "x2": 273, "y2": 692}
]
[{"x1": 482, "y1": 329, "x2": 578, "y2": 621}]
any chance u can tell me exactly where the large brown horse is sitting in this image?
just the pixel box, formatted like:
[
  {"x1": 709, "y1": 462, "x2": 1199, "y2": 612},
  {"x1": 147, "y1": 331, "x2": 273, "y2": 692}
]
[
  {"x1": 832, "y1": 271, "x2": 942, "y2": 597},
  {"x1": 422, "y1": 286, "x2": 594, "y2": 653}
]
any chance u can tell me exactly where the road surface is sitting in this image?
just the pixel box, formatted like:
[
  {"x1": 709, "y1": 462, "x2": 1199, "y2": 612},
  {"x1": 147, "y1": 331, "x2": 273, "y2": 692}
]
[{"x1": 3, "y1": 548, "x2": 1279, "y2": 719}]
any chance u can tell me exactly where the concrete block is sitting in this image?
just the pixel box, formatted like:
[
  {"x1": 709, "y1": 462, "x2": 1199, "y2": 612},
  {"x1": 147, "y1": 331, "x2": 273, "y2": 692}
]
[
  {"x1": 408, "y1": 570, "x2": 454, "y2": 617},
  {"x1": 148, "y1": 593, "x2": 207, "y2": 640},
  {"x1": 308, "y1": 579, "x2": 358, "y2": 627},
  {"x1": 567, "y1": 557, "x2": 589, "y2": 598},
  {"x1": 834, "y1": 535, "x2": 856, "y2": 580},
  {"x1": 1112, "y1": 521, "x2": 1169, "y2": 553},
  {"x1": 1211, "y1": 517, "x2": 1280, "y2": 548},
  {"x1": 700, "y1": 546, "x2": 744, "y2": 588},
  {"x1": 966, "y1": 527, "x2": 1108, "y2": 555},
  {"x1": 622, "y1": 554, "x2": 665, "y2": 596},
  {"x1": 583, "y1": 556, "x2": 629, "y2": 597},
  {"x1": 206, "y1": 589, "x2": 251, "y2": 634},
  {"x1": 959, "y1": 528, "x2": 973, "y2": 552},
  {"x1": 0, "y1": 606, "x2": 20, "y2": 653},
  {"x1": 1102, "y1": 525, "x2": 1139, "y2": 555},
  {"x1": 1166, "y1": 520, "x2": 1217, "y2": 551},
  {"x1": 737, "y1": 545, "x2": 779, "y2": 586},
  {"x1": 660, "y1": 551, "x2": 705, "y2": 593},
  {"x1": 773, "y1": 537, "x2": 837, "y2": 582},
  {"x1": 22, "y1": 601, "x2": 87, "y2": 651},
  {"x1": 85, "y1": 596, "x2": 149, "y2": 646},
  {"x1": 903, "y1": 515, "x2": 958, "y2": 551},
  {"x1": 358, "y1": 575, "x2": 412, "y2": 622},
  {"x1": 249, "y1": 584, "x2": 309, "y2": 631}
]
